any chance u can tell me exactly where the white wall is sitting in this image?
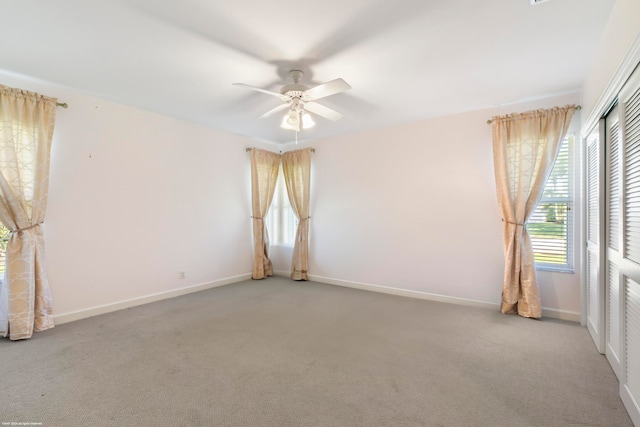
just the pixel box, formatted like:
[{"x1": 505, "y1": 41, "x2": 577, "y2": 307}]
[
  {"x1": 0, "y1": 72, "x2": 584, "y2": 321},
  {"x1": 0, "y1": 71, "x2": 269, "y2": 319},
  {"x1": 582, "y1": 0, "x2": 640, "y2": 121},
  {"x1": 289, "y1": 92, "x2": 582, "y2": 318}
]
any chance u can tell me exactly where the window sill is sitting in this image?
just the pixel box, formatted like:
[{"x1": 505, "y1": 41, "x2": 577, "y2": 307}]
[{"x1": 536, "y1": 265, "x2": 574, "y2": 274}]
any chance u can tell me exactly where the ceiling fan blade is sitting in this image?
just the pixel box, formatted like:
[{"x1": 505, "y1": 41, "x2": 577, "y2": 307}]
[
  {"x1": 303, "y1": 78, "x2": 351, "y2": 101},
  {"x1": 256, "y1": 103, "x2": 290, "y2": 119},
  {"x1": 304, "y1": 102, "x2": 343, "y2": 121},
  {"x1": 233, "y1": 83, "x2": 288, "y2": 101}
]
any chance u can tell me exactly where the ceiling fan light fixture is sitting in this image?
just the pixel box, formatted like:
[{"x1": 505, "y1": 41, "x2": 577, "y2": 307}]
[
  {"x1": 302, "y1": 112, "x2": 315, "y2": 129},
  {"x1": 286, "y1": 110, "x2": 299, "y2": 126},
  {"x1": 281, "y1": 111, "x2": 300, "y2": 131}
]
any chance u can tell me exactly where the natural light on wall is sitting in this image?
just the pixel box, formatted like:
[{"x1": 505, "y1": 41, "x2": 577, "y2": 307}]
[{"x1": 265, "y1": 165, "x2": 298, "y2": 246}]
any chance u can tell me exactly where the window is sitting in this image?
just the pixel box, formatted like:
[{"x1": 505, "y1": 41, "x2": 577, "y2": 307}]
[
  {"x1": 0, "y1": 223, "x2": 9, "y2": 280},
  {"x1": 265, "y1": 165, "x2": 298, "y2": 246},
  {"x1": 527, "y1": 135, "x2": 574, "y2": 272}
]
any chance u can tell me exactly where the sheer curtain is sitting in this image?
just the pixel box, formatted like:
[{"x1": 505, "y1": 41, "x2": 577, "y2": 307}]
[
  {"x1": 490, "y1": 105, "x2": 575, "y2": 318},
  {"x1": 0, "y1": 85, "x2": 57, "y2": 340},
  {"x1": 250, "y1": 149, "x2": 281, "y2": 279},
  {"x1": 282, "y1": 148, "x2": 311, "y2": 280}
]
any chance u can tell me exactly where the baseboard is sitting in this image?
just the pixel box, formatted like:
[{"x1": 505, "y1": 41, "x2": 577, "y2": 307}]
[
  {"x1": 53, "y1": 272, "x2": 580, "y2": 325},
  {"x1": 308, "y1": 274, "x2": 580, "y2": 323},
  {"x1": 540, "y1": 307, "x2": 581, "y2": 322},
  {"x1": 54, "y1": 273, "x2": 252, "y2": 325},
  {"x1": 273, "y1": 270, "x2": 290, "y2": 277}
]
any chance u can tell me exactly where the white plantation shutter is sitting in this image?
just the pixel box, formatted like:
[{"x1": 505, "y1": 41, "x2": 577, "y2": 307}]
[{"x1": 526, "y1": 136, "x2": 573, "y2": 270}]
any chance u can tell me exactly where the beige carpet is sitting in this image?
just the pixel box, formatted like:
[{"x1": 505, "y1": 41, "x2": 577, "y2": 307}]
[{"x1": 0, "y1": 277, "x2": 633, "y2": 426}]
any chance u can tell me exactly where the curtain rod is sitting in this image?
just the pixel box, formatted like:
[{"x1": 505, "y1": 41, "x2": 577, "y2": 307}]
[
  {"x1": 56, "y1": 102, "x2": 68, "y2": 108},
  {"x1": 245, "y1": 147, "x2": 315, "y2": 153},
  {"x1": 486, "y1": 105, "x2": 581, "y2": 124}
]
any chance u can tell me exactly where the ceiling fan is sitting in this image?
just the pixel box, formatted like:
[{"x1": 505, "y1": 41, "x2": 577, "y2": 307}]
[{"x1": 233, "y1": 70, "x2": 351, "y2": 132}]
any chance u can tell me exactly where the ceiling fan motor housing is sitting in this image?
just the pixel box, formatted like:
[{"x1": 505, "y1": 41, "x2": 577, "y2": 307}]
[
  {"x1": 280, "y1": 85, "x2": 308, "y2": 96},
  {"x1": 280, "y1": 70, "x2": 308, "y2": 96}
]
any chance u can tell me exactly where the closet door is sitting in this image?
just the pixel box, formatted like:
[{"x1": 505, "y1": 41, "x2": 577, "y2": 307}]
[
  {"x1": 606, "y1": 105, "x2": 623, "y2": 378},
  {"x1": 585, "y1": 121, "x2": 606, "y2": 353},
  {"x1": 619, "y1": 66, "x2": 640, "y2": 427}
]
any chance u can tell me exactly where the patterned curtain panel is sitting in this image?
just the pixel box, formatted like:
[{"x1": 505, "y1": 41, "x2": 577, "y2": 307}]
[
  {"x1": 0, "y1": 85, "x2": 57, "y2": 340},
  {"x1": 282, "y1": 148, "x2": 311, "y2": 281},
  {"x1": 250, "y1": 149, "x2": 281, "y2": 279},
  {"x1": 490, "y1": 105, "x2": 575, "y2": 318}
]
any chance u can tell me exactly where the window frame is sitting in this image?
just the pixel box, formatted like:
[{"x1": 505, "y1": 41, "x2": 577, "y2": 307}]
[{"x1": 527, "y1": 134, "x2": 575, "y2": 273}]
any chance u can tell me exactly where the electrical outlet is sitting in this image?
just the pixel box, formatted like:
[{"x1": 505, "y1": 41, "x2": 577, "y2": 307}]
[{"x1": 179, "y1": 271, "x2": 186, "y2": 279}]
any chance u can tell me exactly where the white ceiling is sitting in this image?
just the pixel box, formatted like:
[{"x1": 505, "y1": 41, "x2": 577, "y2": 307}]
[{"x1": 0, "y1": 0, "x2": 615, "y2": 144}]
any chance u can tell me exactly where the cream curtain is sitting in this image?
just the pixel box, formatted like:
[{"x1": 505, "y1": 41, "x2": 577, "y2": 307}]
[
  {"x1": 490, "y1": 105, "x2": 575, "y2": 318},
  {"x1": 282, "y1": 148, "x2": 311, "y2": 281},
  {"x1": 250, "y1": 149, "x2": 281, "y2": 279},
  {"x1": 0, "y1": 85, "x2": 57, "y2": 340}
]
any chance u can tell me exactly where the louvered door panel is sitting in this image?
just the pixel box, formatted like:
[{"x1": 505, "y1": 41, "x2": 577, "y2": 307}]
[
  {"x1": 606, "y1": 106, "x2": 623, "y2": 379},
  {"x1": 588, "y1": 251, "x2": 599, "y2": 331},
  {"x1": 618, "y1": 67, "x2": 640, "y2": 427},
  {"x1": 607, "y1": 262, "x2": 622, "y2": 376},
  {"x1": 588, "y1": 139, "x2": 600, "y2": 245},
  {"x1": 624, "y1": 88, "x2": 640, "y2": 264},
  {"x1": 609, "y1": 120, "x2": 621, "y2": 250},
  {"x1": 623, "y1": 279, "x2": 640, "y2": 420},
  {"x1": 585, "y1": 124, "x2": 605, "y2": 352}
]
